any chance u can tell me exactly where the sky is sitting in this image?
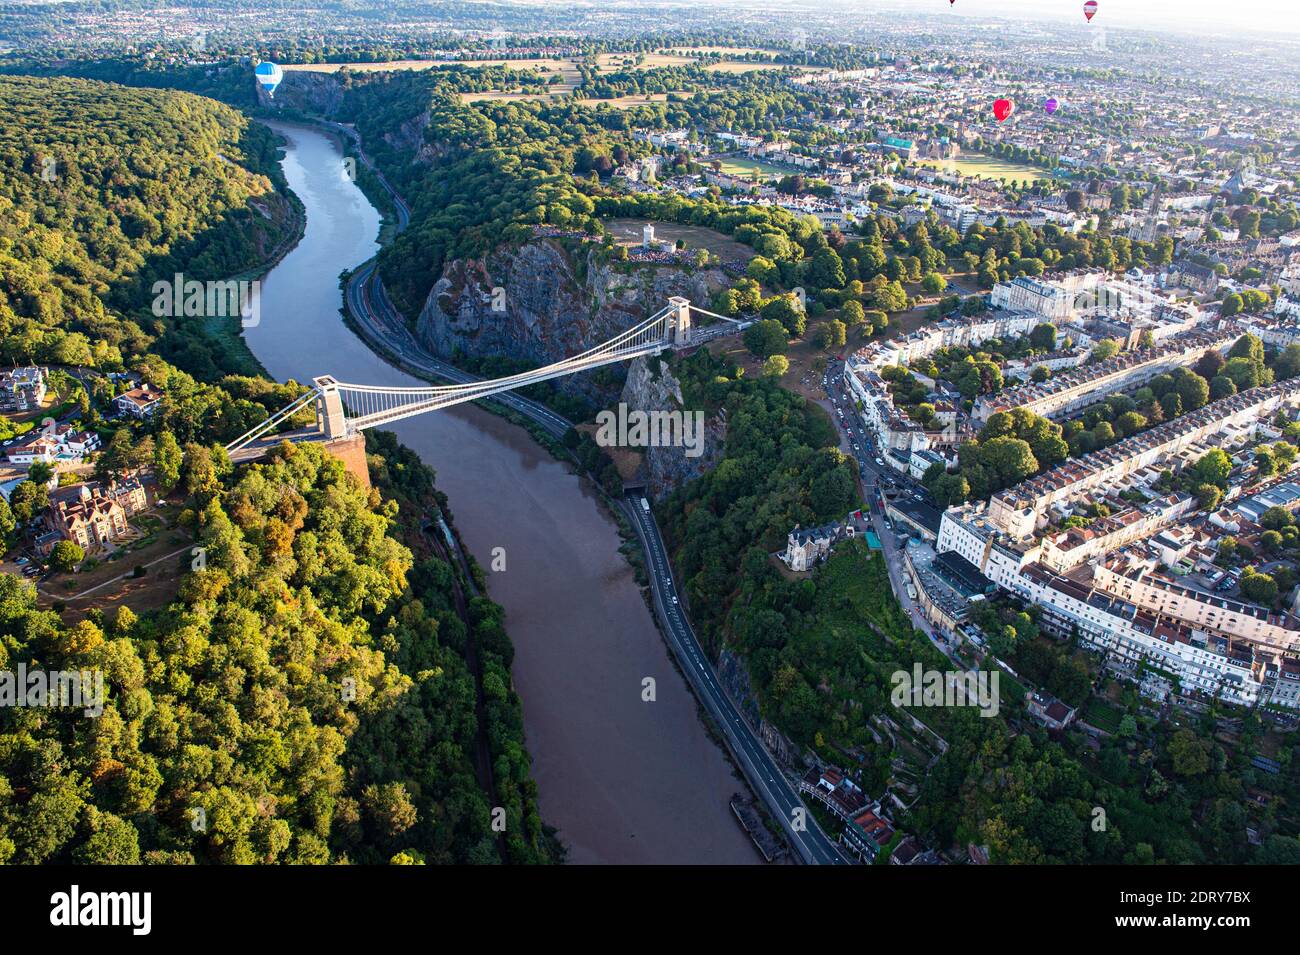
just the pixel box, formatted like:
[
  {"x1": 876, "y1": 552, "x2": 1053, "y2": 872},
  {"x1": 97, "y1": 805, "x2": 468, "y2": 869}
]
[{"x1": 913, "y1": 0, "x2": 1300, "y2": 38}]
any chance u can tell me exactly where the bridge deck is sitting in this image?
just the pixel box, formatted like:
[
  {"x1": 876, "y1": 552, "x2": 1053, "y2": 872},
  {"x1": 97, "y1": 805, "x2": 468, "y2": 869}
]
[{"x1": 225, "y1": 300, "x2": 749, "y2": 456}]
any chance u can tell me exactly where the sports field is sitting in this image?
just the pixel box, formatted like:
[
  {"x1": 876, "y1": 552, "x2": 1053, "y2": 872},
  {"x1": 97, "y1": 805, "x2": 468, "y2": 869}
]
[
  {"x1": 916, "y1": 152, "x2": 1048, "y2": 184},
  {"x1": 714, "y1": 157, "x2": 791, "y2": 179}
]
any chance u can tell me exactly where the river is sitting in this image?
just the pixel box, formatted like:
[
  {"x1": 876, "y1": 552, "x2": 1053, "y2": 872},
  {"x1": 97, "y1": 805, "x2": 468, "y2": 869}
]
[{"x1": 244, "y1": 121, "x2": 759, "y2": 864}]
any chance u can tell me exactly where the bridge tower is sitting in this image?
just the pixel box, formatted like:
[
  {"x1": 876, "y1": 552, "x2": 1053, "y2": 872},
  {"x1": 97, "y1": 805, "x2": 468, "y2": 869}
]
[
  {"x1": 668, "y1": 296, "x2": 691, "y2": 346},
  {"x1": 313, "y1": 375, "x2": 349, "y2": 439}
]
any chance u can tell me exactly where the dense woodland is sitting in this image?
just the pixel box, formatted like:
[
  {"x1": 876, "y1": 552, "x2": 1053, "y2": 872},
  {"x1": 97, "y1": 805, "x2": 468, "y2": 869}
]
[
  {"x1": 0, "y1": 76, "x2": 299, "y2": 381},
  {"x1": 0, "y1": 76, "x2": 554, "y2": 864},
  {"x1": 0, "y1": 442, "x2": 547, "y2": 863}
]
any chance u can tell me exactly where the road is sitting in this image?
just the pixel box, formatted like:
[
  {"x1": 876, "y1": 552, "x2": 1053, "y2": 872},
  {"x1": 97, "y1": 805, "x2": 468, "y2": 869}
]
[
  {"x1": 625, "y1": 496, "x2": 848, "y2": 865},
  {"x1": 820, "y1": 361, "x2": 963, "y2": 663}
]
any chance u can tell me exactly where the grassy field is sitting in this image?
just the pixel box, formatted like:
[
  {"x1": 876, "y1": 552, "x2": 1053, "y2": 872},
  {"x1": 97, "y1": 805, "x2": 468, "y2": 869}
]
[
  {"x1": 595, "y1": 52, "x2": 695, "y2": 71},
  {"x1": 574, "y1": 92, "x2": 686, "y2": 109},
  {"x1": 704, "y1": 61, "x2": 786, "y2": 74},
  {"x1": 710, "y1": 322, "x2": 838, "y2": 406},
  {"x1": 916, "y1": 152, "x2": 1048, "y2": 184},
  {"x1": 460, "y1": 90, "x2": 555, "y2": 104},
  {"x1": 603, "y1": 218, "x2": 756, "y2": 259},
  {"x1": 595, "y1": 49, "x2": 786, "y2": 74},
  {"x1": 285, "y1": 57, "x2": 583, "y2": 93},
  {"x1": 714, "y1": 157, "x2": 791, "y2": 179}
]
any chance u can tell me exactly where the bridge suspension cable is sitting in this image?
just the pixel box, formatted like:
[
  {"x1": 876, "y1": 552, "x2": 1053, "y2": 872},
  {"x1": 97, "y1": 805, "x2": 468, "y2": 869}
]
[
  {"x1": 335, "y1": 302, "x2": 677, "y2": 432},
  {"x1": 226, "y1": 297, "x2": 740, "y2": 456},
  {"x1": 224, "y1": 386, "x2": 320, "y2": 456},
  {"x1": 687, "y1": 304, "x2": 750, "y2": 325}
]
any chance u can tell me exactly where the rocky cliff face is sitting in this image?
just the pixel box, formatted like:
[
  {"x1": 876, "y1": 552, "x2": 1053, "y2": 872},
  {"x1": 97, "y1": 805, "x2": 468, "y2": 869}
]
[
  {"x1": 275, "y1": 71, "x2": 346, "y2": 116},
  {"x1": 415, "y1": 238, "x2": 729, "y2": 401},
  {"x1": 620, "y1": 355, "x2": 725, "y2": 499}
]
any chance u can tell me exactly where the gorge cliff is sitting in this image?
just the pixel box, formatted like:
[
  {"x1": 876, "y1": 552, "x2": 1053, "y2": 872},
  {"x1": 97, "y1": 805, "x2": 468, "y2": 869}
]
[{"x1": 415, "y1": 238, "x2": 729, "y2": 400}]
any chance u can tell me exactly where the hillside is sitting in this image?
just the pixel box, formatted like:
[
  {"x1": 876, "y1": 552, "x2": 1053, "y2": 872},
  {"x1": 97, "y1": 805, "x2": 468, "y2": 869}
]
[
  {"x1": 0, "y1": 75, "x2": 296, "y2": 381},
  {"x1": 0, "y1": 76, "x2": 556, "y2": 865}
]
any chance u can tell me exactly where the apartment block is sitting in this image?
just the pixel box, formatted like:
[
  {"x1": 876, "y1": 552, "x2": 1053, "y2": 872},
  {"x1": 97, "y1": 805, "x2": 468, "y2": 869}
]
[
  {"x1": 937, "y1": 507, "x2": 1296, "y2": 708},
  {"x1": 0, "y1": 366, "x2": 47, "y2": 413}
]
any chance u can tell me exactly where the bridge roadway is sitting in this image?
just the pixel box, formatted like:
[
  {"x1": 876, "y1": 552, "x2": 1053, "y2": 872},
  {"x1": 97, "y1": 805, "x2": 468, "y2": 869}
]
[
  {"x1": 338, "y1": 311, "x2": 672, "y2": 431},
  {"x1": 341, "y1": 260, "x2": 849, "y2": 865}
]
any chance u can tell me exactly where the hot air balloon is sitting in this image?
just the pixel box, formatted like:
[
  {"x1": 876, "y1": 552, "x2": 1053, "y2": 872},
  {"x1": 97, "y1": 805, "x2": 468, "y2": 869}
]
[
  {"x1": 993, "y1": 98, "x2": 1014, "y2": 122},
  {"x1": 254, "y1": 61, "x2": 283, "y2": 98},
  {"x1": 1084, "y1": 1, "x2": 1098, "y2": 21},
  {"x1": 1044, "y1": 97, "x2": 1059, "y2": 115}
]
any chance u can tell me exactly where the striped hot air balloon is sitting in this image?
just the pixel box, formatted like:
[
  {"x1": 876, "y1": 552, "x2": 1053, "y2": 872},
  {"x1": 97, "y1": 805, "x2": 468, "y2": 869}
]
[
  {"x1": 1084, "y1": 1, "x2": 1098, "y2": 21},
  {"x1": 254, "y1": 61, "x2": 283, "y2": 98}
]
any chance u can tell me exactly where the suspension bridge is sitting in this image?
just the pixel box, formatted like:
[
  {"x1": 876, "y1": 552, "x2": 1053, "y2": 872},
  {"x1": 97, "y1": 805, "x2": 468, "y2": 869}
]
[{"x1": 225, "y1": 297, "x2": 745, "y2": 461}]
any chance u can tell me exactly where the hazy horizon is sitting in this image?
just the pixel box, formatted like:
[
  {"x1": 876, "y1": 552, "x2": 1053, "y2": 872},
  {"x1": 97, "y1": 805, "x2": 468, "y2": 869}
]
[
  {"x1": 707, "y1": 0, "x2": 1300, "y2": 40},
  {"x1": 887, "y1": 0, "x2": 1298, "y2": 38}
]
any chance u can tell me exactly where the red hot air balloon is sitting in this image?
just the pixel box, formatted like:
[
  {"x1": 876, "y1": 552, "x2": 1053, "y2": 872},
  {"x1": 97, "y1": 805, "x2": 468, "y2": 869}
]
[
  {"x1": 993, "y1": 98, "x2": 1014, "y2": 122},
  {"x1": 1084, "y1": 1, "x2": 1098, "y2": 21}
]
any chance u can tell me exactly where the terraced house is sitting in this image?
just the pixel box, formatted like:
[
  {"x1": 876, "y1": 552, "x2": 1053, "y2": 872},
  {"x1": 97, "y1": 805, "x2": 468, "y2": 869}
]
[
  {"x1": 986, "y1": 378, "x2": 1300, "y2": 538},
  {"x1": 974, "y1": 326, "x2": 1239, "y2": 424}
]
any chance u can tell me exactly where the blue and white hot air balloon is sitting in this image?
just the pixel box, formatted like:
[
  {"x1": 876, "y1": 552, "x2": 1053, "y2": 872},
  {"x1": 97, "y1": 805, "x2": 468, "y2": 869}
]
[{"x1": 254, "y1": 61, "x2": 283, "y2": 98}]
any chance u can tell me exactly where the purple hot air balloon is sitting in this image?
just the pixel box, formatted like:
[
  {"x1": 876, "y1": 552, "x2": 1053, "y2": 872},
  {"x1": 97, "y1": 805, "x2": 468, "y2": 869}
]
[{"x1": 1044, "y1": 97, "x2": 1060, "y2": 115}]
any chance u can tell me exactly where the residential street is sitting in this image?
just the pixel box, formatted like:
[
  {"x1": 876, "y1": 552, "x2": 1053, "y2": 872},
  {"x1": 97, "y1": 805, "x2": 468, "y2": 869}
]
[{"x1": 820, "y1": 359, "x2": 963, "y2": 665}]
